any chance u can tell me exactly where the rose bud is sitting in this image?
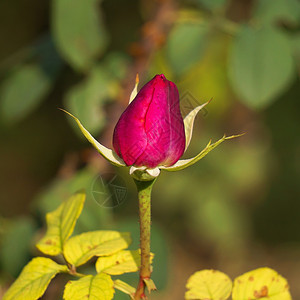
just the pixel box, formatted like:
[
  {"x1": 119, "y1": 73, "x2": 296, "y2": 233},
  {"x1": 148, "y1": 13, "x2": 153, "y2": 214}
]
[
  {"x1": 112, "y1": 74, "x2": 185, "y2": 169},
  {"x1": 61, "y1": 73, "x2": 241, "y2": 181}
]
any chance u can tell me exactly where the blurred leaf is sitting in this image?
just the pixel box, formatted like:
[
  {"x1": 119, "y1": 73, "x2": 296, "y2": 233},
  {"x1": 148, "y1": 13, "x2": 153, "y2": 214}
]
[
  {"x1": 253, "y1": 0, "x2": 300, "y2": 26},
  {"x1": 33, "y1": 168, "x2": 95, "y2": 214},
  {"x1": 0, "y1": 64, "x2": 49, "y2": 123},
  {"x1": 176, "y1": 34, "x2": 233, "y2": 117},
  {"x1": 0, "y1": 37, "x2": 62, "y2": 124},
  {"x1": 33, "y1": 167, "x2": 114, "y2": 233},
  {"x1": 232, "y1": 268, "x2": 291, "y2": 300},
  {"x1": 198, "y1": 138, "x2": 269, "y2": 194},
  {"x1": 200, "y1": 197, "x2": 243, "y2": 244},
  {"x1": 63, "y1": 273, "x2": 114, "y2": 300},
  {"x1": 64, "y1": 66, "x2": 119, "y2": 135},
  {"x1": 166, "y1": 22, "x2": 209, "y2": 75},
  {"x1": 64, "y1": 231, "x2": 131, "y2": 267},
  {"x1": 0, "y1": 218, "x2": 37, "y2": 277},
  {"x1": 96, "y1": 250, "x2": 153, "y2": 275},
  {"x1": 188, "y1": 177, "x2": 249, "y2": 253},
  {"x1": 36, "y1": 192, "x2": 86, "y2": 256},
  {"x1": 195, "y1": 0, "x2": 227, "y2": 11},
  {"x1": 103, "y1": 52, "x2": 130, "y2": 80},
  {"x1": 149, "y1": 49, "x2": 173, "y2": 80},
  {"x1": 185, "y1": 269, "x2": 232, "y2": 300},
  {"x1": 292, "y1": 33, "x2": 300, "y2": 72},
  {"x1": 229, "y1": 25, "x2": 295, "y2": 109},
  {"x1": 52, "y1": 0, "x2": 108, "y2": 71},
  {"x1": 3, "y1": 257, "x2": 67, "y2": 300}
]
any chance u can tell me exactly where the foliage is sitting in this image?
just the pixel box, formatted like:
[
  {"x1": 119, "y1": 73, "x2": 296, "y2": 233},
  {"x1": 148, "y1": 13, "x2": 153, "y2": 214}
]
[
  {"x1": 185, "y1": 270, "x2": 232, "y2": 300},
  {"x1": 0, "y1": 217, "x2": 37, "y2": 278},
  {"x1": 3, "y1": 257, "x2": 68, "y2": 300},
  {"x1": 63, "y1": 273, "x2": 114, "y2": 300},
  {"x1": 232, "y1": 268, "x2": 291, "y2": 300},
  {"x1": 166, "y1": 21, "x2": 208, "y2": 75},
  {"x1": 0, "y1": 37, "x2": 62, "y2": 124},
  {"x1": 52, "y1": 0, "x2": 109, "y2": 72},
  {"x1": 3, "y1": 192, "x2": 140, "y2": 300},
  {"x1": 3, "y1": 193, "x2": 292, "y2": 300},
  {"x1": 228, "y1": 25, "x2": 295, "y2": 109},
  {"x1": 1, "y1": 0, "x2": 299, "y2": 126},
  {"x1": 185, "y1": 268, "x2": 291, "y2": 300},
  {"x1": 0, "y1": 0, "x2": 299, "y2": 298},
  {"x1": 36, "y1": 192, "x2": 86, "y2": 256}
]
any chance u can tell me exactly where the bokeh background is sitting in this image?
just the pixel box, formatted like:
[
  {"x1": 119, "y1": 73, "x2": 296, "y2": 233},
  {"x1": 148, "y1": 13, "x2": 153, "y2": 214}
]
[{"x1": 0, "y1": 0, "x2": 300, "y2": 298}]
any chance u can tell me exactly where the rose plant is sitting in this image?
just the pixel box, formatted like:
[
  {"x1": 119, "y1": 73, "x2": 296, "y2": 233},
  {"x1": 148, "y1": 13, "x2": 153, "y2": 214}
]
[
  {"x1": 3, "y1": 75, "x2": 292, "y2": 300},
  {"x1": 63, "y1": 74, "x2": 241, "y2": 298}
]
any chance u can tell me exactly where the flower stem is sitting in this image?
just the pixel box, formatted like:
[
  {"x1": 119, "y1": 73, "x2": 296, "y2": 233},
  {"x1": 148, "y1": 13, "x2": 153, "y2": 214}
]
[{"x1": 134, "y1": 179, "x2": 156, "y2": 300}]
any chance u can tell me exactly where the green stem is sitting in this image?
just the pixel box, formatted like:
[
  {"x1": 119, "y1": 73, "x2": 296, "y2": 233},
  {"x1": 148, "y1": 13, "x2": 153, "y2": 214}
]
[{"x1": 134, "y1": 179, "x2": 156, "y2": 300}]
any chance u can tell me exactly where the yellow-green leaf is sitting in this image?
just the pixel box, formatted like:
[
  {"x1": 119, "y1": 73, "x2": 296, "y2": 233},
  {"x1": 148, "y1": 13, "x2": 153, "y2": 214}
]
[
  {"x1": 3, "y1": 257, "x2": 67, "y2": 300},
  {"x1": 36, "y1": 192, "x2": 86, "y2": 256},
  {"x1": 232, "y1": 267, "x2": 291, "y2": 300},
  {"x1": 64, "y1": 231, "x2": 131, "y2": 267},
  {"x1": 185, "y1": 269, "x2": 232, "y2": 300},
  {"x1": 114, "y1": 280, "x2": 136, "y2": 298},
  {"x1": 96, "y1": 250, "x2": 154, "y2": 275},
  {"x1": 63, "y1": 273, "x2": 114, "y2": 300}
]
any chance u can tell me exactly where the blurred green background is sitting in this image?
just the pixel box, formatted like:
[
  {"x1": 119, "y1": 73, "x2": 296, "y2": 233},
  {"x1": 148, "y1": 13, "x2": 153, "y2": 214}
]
[{"x1": 0, "y1": 0, "x2": 300, "y2": 299}]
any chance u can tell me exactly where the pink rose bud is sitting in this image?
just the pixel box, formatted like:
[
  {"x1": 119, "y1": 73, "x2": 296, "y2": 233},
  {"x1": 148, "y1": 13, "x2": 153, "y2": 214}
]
[{"x1": 113, "y1": 74, "x2": 186, "y2": 168}]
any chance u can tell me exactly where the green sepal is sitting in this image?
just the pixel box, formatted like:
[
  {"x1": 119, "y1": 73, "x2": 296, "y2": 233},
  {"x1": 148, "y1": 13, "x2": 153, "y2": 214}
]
[{"x1": 162, "y1": 134, "x2": 244, "y2": 172}]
